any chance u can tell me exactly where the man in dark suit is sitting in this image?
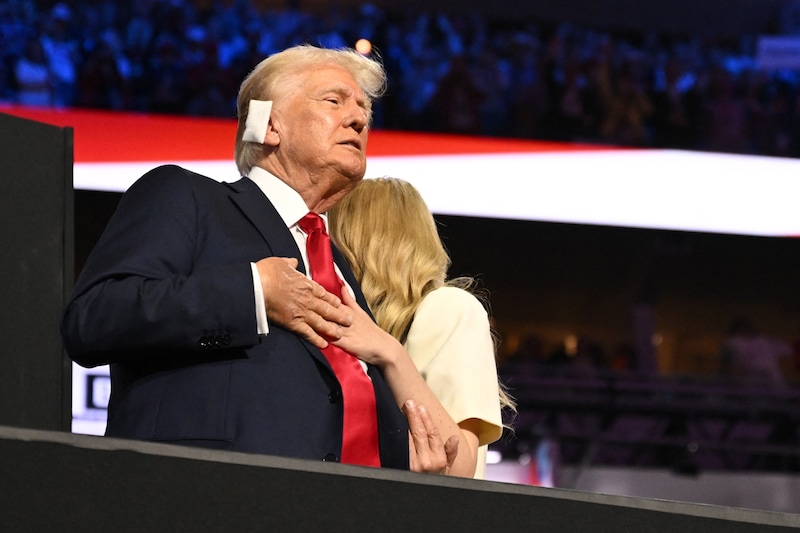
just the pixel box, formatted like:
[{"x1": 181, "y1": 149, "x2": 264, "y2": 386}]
[{"x1": 61, "y1": 45, "x2": 454, "y2": 472}]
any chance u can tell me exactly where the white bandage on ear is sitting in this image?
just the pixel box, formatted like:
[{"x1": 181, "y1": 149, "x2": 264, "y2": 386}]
[{"x1": 242, "y1": 99, "x2": 273, "y2": 144}]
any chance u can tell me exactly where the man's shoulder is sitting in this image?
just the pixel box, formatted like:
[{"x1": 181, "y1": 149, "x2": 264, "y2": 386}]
[
  {"x1": 137, "y1": 164, "x2": 227, "y2": 185},
  {"x1": 128, "y1": 165, "x2": 243, "y2": 195}
]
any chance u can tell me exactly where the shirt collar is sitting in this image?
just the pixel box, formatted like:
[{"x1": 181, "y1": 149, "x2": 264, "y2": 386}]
[{"x1": 247, "y1": 166, "x2": 322, "y2": 228}]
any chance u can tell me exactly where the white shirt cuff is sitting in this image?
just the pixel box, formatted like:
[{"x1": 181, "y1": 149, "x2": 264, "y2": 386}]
[{"x1": 251, "y1": 262, "x2": 269, "y2": 335}]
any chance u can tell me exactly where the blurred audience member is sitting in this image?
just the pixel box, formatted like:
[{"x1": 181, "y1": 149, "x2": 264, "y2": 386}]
[
  {"x1": 719, "y1": 317, "x2": 791, "y2": 386},
  {"x1": 428, "y1": 55, "x2": 485, "y2": 135},
  {"x1": 598, "y1": 64, "x2": 653, "y2": 146},
  {"x1": 609, "y1": 342, "x2": 638, "y2": 373},
  {"x1": 39, "y1": 3, "x2": 79, "y2": 107},
  {"x1": 702, "y1": 68, "x2": 751, "y2": 154},
  {"x1": 499, "y1": 334, "x2": 547, "y2": 379},
  {"x1": 650, "y1": 57, "x2": 703, "y2": 149},
  {"x1": 14, "y1": 38, "x2": 52, "y2": 106},
  {"x1": 75, "y1": 39, "x2": 130, "y2": 110}
]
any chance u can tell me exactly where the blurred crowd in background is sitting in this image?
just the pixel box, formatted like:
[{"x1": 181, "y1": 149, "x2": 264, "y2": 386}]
[{"x1": 4, "y1": 0, "x2": 800, "y2": 157}]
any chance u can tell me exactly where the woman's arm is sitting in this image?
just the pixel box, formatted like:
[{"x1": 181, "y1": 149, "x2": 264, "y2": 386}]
[{"x1": 333, "y1": 289, "x2": 480, "y2": 478}]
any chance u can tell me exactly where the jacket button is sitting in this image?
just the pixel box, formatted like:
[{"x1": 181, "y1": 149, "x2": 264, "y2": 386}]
[
  {"x1": 322, "y1": 453, "x2": 339, "y2": 462},
  {"x1": 328, "y1": 390, "x2": 341, "y2": 403}
]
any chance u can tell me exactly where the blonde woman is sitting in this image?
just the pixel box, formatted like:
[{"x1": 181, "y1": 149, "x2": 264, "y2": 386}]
[{"x1": 329, "y1": 177, "x2": 514, "y2": 479}]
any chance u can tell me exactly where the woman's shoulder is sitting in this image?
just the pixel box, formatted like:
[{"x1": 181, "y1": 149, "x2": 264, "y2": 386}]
[
  {"x1": 416, "y1": 286, "x2": 488, "y2": 320},
  {"x1": 406, "y1": 286, "x2": 493, "y2": 367}
]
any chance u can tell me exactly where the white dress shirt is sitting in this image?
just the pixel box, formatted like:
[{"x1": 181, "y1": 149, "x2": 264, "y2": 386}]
[{"x1": 246, "y1": 167, "x2": 353, "y2": 340}]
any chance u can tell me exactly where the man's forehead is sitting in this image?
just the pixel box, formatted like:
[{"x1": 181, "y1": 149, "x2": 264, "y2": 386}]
[
  {"x1": 305, "y1": 65, "x2": 360, "y2": 88},
  {"x1": 276, "y1": 64, "x2": 368, "y2": 108}
]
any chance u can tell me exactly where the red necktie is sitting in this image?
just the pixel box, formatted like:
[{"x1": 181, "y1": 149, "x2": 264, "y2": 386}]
[{"x1": 298, "y1": 212, "x2": 381, "y2": 467}]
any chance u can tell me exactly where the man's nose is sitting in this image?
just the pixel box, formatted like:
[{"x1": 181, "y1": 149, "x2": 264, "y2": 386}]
[{"x1": 344, "y1": 103, "x2": 368, "y2": 132}]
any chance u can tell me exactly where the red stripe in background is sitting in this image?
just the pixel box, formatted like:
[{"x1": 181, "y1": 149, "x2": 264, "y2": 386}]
[
  {"x1": 1, "y1": 105, "x2": 619, "y2": 162},
  {"x1": 1, "y1": 106, "x2": 237, "y2": 162}
]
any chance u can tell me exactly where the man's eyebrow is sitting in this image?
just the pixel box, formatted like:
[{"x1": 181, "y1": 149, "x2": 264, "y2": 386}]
[
  {"x1": 319, "y1": 86, "x2": 369, "y2": 110},
  {"x1": 318, "y1": 86, "x2": 354, "y2": 98}
]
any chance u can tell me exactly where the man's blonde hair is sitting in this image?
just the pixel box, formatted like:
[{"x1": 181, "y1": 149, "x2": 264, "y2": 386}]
[{"x1": 234, "y1": 44, "x2": 387, "y2": 176}]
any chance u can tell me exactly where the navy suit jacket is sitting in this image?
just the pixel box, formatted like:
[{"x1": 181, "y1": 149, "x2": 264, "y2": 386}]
[{"x1": 61, "y1": 165, "x2": 410, "y2": 469}]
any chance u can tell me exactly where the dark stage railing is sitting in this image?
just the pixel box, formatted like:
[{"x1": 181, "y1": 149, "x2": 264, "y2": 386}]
[{"x1": 1, "y1": 425, "x2": 798, "y2": 532}]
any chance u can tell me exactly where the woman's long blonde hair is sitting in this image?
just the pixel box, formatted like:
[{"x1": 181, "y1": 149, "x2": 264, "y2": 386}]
[
  {"x1": 329, "y1": 177, "x2": 447, "y2": 341},
  {"x1": 329, "y1": 177, "x2": 516, "y2": 415}
]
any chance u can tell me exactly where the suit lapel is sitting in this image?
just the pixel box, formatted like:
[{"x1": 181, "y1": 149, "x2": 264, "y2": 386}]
[
  {"x1": 225, "y1": 178, "x2": 334, "y2": 370},
  {"x1": 226, "y1": 178, "x2": 307, "y2": 275},
  {"x1": 226, "y1": 177, "x2": 378, "y2": 377},
  {"x1": 229, "y1": 176, "x2": 368, "y2": 314}
]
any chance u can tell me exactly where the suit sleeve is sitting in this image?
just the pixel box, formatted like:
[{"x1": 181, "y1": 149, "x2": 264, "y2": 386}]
[{"x1": 61, "y1": 166, "x2": 259, "y2": 367}]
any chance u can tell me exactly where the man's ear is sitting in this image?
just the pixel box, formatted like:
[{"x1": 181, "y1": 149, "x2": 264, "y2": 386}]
[{"x1": 263, "y1": 122, "x2": 280, "y2": 146}]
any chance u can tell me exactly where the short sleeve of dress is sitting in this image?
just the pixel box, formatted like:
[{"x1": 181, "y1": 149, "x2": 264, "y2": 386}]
[{"x1": 403, "y1": 286, "x2": 503, "y2": 447}]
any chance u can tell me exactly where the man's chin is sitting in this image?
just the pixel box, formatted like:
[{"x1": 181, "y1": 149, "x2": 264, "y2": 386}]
[
  {"x1": 338, "y1": 161, "x2": 366, "y2": 182},
  {"x1": 326, "y1": 167, "x2": 365, "y2": 194}
]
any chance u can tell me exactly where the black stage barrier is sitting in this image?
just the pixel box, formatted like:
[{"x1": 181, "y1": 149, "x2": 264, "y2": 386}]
[
  {"x1": 0, "y1": 112, "x2": 73, "y2": 432},
  {"x1": 1, "y1": 426, "x2": 798, "y2": 532}
]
